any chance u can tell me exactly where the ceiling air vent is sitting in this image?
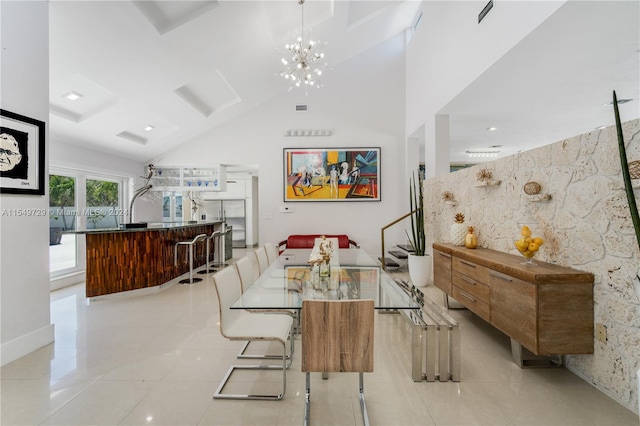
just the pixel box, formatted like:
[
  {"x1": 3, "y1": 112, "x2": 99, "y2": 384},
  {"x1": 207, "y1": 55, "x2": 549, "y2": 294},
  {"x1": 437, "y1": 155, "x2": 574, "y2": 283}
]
[
  {"x1": 296, "y1": 104, "x2": 308, "y2": 112},
  {"x1": 478, "y1": 0, "x2": 493, "y2": 24}
]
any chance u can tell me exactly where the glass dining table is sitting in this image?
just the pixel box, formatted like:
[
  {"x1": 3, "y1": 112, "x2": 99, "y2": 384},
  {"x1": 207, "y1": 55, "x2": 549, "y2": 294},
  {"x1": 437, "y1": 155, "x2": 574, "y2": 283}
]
[
  {"x1": 231, "y1": 248, "x2": 420, "y2": 312},
  {"x1": 231, "y1": 248, "x2": 429, "y2": 381}
]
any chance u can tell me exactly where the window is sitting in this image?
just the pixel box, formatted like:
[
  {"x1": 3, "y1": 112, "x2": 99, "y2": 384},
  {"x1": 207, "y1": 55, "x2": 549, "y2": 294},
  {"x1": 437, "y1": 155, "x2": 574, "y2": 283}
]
[
  {"x1": 86, "y1": 178, "x2": 120, "y2": 229},
  {"x1": 162, "y1": 192, "x2": 183, "y2": 223},
  {"x1": 49, "y1": 168, "x2": 126, "y2": 283},
  {"x1": 49, "y1": 174, "x2": 77, "y2": 273}
]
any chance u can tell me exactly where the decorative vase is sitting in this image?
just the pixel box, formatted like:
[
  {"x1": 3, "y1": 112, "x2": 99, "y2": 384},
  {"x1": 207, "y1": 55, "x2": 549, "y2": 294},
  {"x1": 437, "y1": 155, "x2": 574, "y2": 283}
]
[
  {"x1": 450, "y1": 212, "x2": 466, "y2": 246},
  {"x1": 408, "y1": 253, "x2": 432, "y2": 287},
  {"x1": 464, "y1": 226, "x2": 477, "y2": 249},
  {"x1": 319, "y1": 261, "x2": 330, "y2": 278},
  {"x1": 514, "y1": 222, "x2": 544, "y2": 266}
]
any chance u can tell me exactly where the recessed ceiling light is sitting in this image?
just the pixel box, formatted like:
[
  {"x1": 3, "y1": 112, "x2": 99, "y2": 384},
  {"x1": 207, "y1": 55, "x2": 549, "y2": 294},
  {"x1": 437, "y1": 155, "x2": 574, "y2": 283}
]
[
  {"x1": 465, "y1": 150, "x2": 499, "y2": 158},
  {"x1": 595, "y1": 125, "x2": 607, "y2": 130},
  {"x1": 144, "y1": 125, "x2": 155, "y2": 132},
  {"x1": 63, "y1": 91, "x2": 83, "y2": 101},
  {"x1": 602, "y1": 98, "x2": 633, "y2": 107},
  {"x1": 486, "y1": 127, "x2": 497, "y2": 131}
]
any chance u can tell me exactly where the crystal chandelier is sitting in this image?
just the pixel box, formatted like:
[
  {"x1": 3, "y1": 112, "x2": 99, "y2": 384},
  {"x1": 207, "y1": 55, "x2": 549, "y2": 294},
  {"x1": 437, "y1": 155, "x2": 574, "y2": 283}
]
[{"x1": 280, "y1": 0, "x2": 327, "y2": 90}]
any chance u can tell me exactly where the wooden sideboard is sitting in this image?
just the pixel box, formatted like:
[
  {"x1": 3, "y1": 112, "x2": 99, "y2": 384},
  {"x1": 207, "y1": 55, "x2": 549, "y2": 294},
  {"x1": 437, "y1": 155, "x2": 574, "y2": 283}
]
[{"x1": 433, "y1": 243, "x2": 594, "y2": 360}]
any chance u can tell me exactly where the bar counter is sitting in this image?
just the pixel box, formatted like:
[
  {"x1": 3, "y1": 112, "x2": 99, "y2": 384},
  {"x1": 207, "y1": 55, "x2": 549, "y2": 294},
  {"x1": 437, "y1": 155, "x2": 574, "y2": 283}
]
[{"x1": 77, "y1": 221, "x2": 223, "y2": 297}]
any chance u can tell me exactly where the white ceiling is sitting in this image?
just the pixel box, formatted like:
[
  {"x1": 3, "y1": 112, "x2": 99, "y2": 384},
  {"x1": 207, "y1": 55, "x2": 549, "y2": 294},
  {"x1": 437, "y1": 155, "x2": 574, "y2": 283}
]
[
  {"x1": 443, "y1": 0, "x2": 640, "y2": 164},
  {"x1": 49, "y1": 1, "x2": 639, "y2": 168},
  {"x1": 49, "y1": 0, "x2": 420, "y2": 166}
]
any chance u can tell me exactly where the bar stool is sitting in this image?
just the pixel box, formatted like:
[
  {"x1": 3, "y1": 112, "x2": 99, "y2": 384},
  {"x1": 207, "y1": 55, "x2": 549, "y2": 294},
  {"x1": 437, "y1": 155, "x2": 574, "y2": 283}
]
[
  {"x1": 211, "y1": 224, "x2": 228, "y2": 269},
  {"x1": 174, "y1": 233, "x2": 208, "y2": 284},
  {"x1": 198, "y1": 230, "x2": 221, "y2": 275}
]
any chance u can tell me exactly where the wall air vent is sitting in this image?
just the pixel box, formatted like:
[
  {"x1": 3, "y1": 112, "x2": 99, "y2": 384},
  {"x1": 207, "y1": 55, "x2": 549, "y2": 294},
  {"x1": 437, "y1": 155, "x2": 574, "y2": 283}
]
[
  {"x1": 478, "y1": 0, "x2": 493, "y2": 24},
  {"x1": 296, "y1": 104, "x2": 308, "y2": 112}
]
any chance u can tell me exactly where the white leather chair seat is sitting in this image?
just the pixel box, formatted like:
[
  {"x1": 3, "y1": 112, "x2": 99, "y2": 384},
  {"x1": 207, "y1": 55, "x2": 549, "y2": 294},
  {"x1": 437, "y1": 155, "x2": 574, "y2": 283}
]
[{"x1": 226, "y1": 312, "x2": 293, "y2": 342}]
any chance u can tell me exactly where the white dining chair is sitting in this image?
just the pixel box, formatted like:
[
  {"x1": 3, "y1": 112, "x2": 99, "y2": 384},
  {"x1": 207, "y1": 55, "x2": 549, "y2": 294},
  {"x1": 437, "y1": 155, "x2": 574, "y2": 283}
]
[
  {"x1": 254, "y1": 245, "x2": 269, "y2": 274},
  {"x1": 234, "y1": 255, "x2": 296, "y2": 361},
  {"x1": 302, "y1": 299, "x2": 375, "y2": 425},
  {"x1": 212, "y1": 265, "x2": 294, "y2": 400},
  {"x1": 265, "y1": 242, "x2": 278, "y2": 265},
  {"x1": 234, "y1": 255, "x2": 257, "y2": 294}
]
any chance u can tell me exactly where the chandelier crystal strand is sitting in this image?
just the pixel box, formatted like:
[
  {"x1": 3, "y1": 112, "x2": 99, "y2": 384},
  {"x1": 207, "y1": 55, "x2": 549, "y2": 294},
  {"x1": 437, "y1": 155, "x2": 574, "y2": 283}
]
[{"x1": 280, "y1": 0, "x2": 326, "y2": 90}]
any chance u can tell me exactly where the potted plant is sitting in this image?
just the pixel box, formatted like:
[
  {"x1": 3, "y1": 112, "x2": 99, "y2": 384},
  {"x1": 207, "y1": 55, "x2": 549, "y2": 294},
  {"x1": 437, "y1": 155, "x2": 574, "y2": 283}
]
[{"x1": 406, "y1": 172, "x2": 431, "y2": 287}]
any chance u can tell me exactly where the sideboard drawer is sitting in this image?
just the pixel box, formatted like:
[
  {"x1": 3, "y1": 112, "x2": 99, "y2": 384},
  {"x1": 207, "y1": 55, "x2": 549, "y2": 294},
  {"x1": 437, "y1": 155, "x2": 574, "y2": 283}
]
[
  {"x1": 452, "y1": 270, "x2": 490, "y2": 303},
  {"x1": 452, "y1": 257, "x2": 490, "y2": 284},
  {"x1": 452, "y1": 285, "x2": 490, "y2": 322}
]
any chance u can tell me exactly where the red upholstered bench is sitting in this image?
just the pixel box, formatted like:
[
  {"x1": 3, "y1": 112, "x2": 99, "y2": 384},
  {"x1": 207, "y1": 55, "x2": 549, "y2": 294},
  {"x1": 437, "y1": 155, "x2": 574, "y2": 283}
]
[{"x1": 277, "y1": 234, "x2": 359, "y2": 254}]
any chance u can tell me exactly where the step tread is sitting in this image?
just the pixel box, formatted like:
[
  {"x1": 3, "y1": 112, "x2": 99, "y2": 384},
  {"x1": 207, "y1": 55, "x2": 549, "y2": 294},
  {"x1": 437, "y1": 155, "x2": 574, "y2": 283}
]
[
  {"x1": 396, "y1": 244, "x2": 415, "y2": 253},
  {"x1": 378, "y1": 257, "x2": 400, "y2": 268},
  {"x1": 388, "y1": 250, "x2": 408, "y2": 259}
]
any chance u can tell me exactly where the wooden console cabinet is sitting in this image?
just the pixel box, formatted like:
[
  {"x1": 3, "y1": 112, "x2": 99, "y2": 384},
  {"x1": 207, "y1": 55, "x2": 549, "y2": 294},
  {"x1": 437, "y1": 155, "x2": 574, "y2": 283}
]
[{"x1": 433, "y1": 243, "x2": 594, "y2": 357}]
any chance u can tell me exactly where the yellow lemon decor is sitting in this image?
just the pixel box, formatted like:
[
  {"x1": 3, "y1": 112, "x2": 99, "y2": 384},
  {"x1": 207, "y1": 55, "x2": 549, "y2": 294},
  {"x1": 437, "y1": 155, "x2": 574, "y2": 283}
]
[{"x1": 515, "y1": 225, "x2": 544, "y2": 265}]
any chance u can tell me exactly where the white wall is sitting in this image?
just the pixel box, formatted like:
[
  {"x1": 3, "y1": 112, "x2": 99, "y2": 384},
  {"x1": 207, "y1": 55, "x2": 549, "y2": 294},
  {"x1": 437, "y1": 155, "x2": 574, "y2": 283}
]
[
  {"x1": 406, "y1": 0, "x2": 565, "y2": 178},
  {"x1": 0, "y1": 1, "x2": 54, "y2": 366},
  {"x1": 49, "y1": 138, "x2": 158, "y2": 224},
  {"x1": 157, "y1": 35, "x2": 409, "y2": 256},
  {"x1": 50, "y1": 138, "x2": 143, "y2": 178}
]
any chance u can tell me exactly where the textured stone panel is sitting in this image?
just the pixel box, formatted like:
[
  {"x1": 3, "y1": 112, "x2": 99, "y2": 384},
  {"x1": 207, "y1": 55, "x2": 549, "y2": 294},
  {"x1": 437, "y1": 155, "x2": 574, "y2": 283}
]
[{"x1": 423, "y1": 119, "x2": 640, "y2": 412}]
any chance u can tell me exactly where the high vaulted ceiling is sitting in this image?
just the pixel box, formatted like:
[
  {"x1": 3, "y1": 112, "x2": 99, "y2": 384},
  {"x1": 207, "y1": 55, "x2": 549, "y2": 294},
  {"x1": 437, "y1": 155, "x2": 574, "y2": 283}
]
[
  {"x1": 49, "y1": 1, "x2": 639, "y2": 167},
  {"x1": 49, "y1": 0, "x2": 420, "y2": 163}
]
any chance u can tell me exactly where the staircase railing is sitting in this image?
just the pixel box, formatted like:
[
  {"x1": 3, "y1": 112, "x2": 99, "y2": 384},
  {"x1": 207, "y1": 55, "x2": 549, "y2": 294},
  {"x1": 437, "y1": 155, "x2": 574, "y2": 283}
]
[{"x1": 380, "y1": 209, "x2": 417, "y2": 271}]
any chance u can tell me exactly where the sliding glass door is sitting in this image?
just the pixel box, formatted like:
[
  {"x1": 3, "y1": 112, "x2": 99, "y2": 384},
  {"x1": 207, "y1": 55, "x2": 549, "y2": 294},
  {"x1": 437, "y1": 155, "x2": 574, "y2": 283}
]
[
  {"x1": 49, "y1": 168, "x2": 125, "y2": 282},
  {"x1": 49, "y1": 173, "x2": 78, "y2": 273}
]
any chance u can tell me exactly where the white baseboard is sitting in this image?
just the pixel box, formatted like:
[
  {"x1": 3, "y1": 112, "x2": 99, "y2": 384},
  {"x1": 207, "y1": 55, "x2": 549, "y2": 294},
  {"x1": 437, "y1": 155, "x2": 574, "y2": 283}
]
[
  {"x1": 50, "y1": 270, "x2": 85, "y2": 291},
  {"x1": 1, "y1": 323, "x2": 55, "y2": 367}
]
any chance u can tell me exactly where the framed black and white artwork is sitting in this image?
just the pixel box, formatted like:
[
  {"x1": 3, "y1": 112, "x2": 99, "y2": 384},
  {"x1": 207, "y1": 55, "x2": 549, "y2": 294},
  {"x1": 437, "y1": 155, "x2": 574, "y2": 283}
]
[{"x1": 0, "y1": 109, "x2": 45, "y2": 195}]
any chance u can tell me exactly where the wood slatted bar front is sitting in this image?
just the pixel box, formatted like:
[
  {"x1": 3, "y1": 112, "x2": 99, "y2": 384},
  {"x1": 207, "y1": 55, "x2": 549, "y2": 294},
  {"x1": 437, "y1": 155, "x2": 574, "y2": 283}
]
[{"x1": 82, "y1": 222, "x2": 222, "y2": 297}]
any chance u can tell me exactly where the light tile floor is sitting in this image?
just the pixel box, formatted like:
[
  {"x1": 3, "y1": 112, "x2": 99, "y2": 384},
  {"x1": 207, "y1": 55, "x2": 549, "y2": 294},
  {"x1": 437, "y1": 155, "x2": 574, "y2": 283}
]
[{"x1": 2, "y1": 249, "x2": 638, "y2": 425}]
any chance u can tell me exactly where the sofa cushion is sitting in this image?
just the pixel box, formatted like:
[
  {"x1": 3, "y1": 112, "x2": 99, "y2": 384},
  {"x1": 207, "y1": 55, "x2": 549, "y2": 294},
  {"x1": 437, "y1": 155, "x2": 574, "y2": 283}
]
[{"x1": 286, "y1": 234, "x2": 351, "y2": 249}]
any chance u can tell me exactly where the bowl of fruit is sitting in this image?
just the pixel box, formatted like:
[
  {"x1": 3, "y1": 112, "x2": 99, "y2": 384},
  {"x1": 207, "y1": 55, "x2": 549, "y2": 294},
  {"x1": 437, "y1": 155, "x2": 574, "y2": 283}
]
[{"x1": 514, "y1": 224, "x2": 544, "y2": 265}]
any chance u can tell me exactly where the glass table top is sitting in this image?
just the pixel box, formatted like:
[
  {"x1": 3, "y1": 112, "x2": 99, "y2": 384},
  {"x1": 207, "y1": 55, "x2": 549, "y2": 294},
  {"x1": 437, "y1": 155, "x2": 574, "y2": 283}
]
[{"x1": 231, "y1": 249, "x2": 419, "y2": 310}]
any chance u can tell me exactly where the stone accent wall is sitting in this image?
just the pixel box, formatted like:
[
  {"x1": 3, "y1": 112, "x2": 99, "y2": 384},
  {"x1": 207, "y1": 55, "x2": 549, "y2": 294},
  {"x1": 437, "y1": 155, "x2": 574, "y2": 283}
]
[{"x1": 423, "y1": 119, "x2": 640, "y2": 413}]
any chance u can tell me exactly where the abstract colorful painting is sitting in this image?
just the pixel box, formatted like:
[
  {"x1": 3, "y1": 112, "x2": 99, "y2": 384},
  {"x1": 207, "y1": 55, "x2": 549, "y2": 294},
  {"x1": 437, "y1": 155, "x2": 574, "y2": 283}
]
[{"x1": 283, "y1": 148, "x2": 380, "y2": 202}]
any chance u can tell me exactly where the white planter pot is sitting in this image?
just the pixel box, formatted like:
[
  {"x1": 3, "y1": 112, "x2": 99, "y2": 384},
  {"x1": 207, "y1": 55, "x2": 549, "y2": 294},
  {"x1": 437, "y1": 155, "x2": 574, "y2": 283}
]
[{"x1": 408, "y1": 253, "x2": 432, "y2": 287}]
